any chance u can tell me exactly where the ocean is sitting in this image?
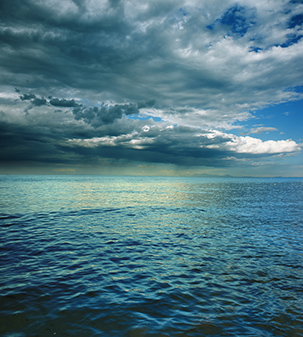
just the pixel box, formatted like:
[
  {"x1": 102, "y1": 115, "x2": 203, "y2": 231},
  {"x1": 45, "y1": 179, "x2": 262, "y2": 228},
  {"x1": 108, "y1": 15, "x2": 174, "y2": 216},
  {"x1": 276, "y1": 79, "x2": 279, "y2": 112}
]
[{"x1": 0, "y1": 175, "x2": 303, "y2": 337}]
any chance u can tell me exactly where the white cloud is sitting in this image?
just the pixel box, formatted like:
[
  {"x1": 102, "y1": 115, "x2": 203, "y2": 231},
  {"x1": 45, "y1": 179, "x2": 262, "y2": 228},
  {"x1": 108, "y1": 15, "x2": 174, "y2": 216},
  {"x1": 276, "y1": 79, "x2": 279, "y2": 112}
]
[
  {"x1": 247, "y1": 126, "x2": 278, "y2": 134},
  {"x1": 225, "y1": 136, "x2": 301, "y2": 154}
]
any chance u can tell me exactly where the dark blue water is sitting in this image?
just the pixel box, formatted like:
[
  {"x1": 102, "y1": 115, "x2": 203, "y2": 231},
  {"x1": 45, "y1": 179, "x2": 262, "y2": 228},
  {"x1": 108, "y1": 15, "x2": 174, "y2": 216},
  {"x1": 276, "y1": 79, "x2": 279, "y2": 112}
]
[{"x1": 1, "y1": 175, "x2": 303, "y2": 336}]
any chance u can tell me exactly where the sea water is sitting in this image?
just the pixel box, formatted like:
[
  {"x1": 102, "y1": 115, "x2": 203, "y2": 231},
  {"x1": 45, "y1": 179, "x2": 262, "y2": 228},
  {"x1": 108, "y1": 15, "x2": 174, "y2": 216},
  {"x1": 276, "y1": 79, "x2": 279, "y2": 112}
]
[{"x1": 0, "y1": 175, "x2": 303, "y2": 336}]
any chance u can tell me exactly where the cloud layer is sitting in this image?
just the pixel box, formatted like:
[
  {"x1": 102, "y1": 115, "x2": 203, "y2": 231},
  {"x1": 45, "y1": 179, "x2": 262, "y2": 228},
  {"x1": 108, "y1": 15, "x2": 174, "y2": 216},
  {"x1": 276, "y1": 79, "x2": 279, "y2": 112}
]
[{"x1": 0, "y1": 0, "x2": 302, "y2": 175}]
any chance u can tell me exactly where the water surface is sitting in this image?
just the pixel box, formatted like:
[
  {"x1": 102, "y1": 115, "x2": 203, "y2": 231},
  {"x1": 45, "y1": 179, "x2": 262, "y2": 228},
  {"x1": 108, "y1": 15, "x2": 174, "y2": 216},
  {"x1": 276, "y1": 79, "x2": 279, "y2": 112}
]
[{"x1": 1, "y1": 175, "x2": 303, "y2": 336}]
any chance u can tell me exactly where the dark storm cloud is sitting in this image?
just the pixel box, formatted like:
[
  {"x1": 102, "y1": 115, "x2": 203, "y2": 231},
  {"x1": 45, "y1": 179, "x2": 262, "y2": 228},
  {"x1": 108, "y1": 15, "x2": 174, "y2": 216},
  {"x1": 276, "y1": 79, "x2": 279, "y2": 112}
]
[
  {"x1": 19, "y1": 93, "x2": 47, "y2": 106},
  {"x1": 137, "y1": 99, "x2": 156, "y2": 109},
  {"x1": 0, "y1": 121, "x2": 63, "y2": 163},
  {"x1": 0, "y1": 116, "x2": 227, "y2": 168},
  {"x1": 20, "y1": 93, "x2": 36, "y2": 101},
  {"x1": 61, "y1": 125, "x2": 234, "y2": 167},
  {"x1": 32, "y1": 97, "x2": 47, "y2": 107},
  {"x1": 18, "y1": 92, "x2": 81, "y2": 107},
  {"x1": 0, "y1": 0, "x2": 143, "y2": 96},
  {"x1": 49, "y1": 98, "x2": 80, "y2": 108},
  {"x1": 72, "y1": 103, "x2": 139, "y2": 127}
]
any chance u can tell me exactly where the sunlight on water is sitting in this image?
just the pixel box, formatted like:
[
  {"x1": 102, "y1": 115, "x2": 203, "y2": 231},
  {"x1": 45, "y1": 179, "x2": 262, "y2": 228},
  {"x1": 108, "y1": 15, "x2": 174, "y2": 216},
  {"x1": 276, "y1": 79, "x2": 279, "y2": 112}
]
[{"x1": 1, "y1": 176, "x2": 303, "y2": 336}]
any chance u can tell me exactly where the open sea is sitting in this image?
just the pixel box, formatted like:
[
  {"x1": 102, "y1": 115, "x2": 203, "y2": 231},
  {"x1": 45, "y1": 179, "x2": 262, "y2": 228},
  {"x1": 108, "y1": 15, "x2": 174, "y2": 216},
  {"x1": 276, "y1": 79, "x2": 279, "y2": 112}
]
[{"x1": 0, "y1": 175, "x2": 303, "y2": 337}]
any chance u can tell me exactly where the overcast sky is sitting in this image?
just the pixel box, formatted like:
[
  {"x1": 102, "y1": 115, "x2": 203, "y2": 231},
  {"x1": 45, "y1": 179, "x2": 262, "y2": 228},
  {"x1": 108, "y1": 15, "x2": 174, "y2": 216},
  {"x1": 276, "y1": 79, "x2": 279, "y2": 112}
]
[{"x1": 1, "y1": 0, "x2": 303, "y2": 176}]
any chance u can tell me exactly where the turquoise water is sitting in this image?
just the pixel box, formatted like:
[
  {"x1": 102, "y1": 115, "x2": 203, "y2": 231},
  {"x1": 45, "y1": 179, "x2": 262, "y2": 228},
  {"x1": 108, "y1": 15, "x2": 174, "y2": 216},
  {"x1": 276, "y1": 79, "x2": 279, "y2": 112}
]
[{"x1": 1, "y1": 175, "x2": 303, "y2": 336}]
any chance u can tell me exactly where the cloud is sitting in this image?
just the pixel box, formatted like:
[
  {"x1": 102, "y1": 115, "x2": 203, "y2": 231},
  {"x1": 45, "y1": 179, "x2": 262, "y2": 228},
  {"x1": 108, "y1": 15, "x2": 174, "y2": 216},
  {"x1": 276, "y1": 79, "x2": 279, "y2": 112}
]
[
  {"x1": 32, "y1": 97, "x2": 47, "y2": 106},
  {"x1": 0, "y1": 105, "x2": 301, "y2": 175},
  {"x1": 49, "y1": 98, "x2": 80, "y2": 107},
  {"x1": 137, "y1": 99, "x2": 156, "y2": 109},
  {"x1": 64, "y1": 124, "x2": 301, "y2": 166},
  {"x1": 72, "y1": 103, "x2": 139, "y2": 127},
  {"x1": 20, "y1": 93, "x2": 36, "y2": 101},
  {"x1": 1, "y1": 0, "x2": 302, "y2": 111},
  {"x1": 245, "y1": 126, "x2": 278, "y2": 135},
  {"x1": 225, "y1": 136, "x2": 300, "y2": 154},
  {"x1": 0, "y1": 0, "x2": 302, "y2": 175}
]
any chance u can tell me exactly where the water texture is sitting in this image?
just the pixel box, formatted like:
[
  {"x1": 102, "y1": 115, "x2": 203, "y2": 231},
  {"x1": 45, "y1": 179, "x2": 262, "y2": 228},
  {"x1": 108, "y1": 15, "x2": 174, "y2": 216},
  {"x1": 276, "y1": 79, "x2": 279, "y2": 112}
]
[{"x1": 1, "y1": 175, "x2": 303, "y2": 336}]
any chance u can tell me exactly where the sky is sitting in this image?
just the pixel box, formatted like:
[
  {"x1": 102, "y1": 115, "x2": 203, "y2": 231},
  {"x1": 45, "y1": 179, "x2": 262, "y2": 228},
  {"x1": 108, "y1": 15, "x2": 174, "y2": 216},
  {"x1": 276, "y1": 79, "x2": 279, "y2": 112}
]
[{"x1": 0, "y1": 0, "x2": 303, "y2": 177}]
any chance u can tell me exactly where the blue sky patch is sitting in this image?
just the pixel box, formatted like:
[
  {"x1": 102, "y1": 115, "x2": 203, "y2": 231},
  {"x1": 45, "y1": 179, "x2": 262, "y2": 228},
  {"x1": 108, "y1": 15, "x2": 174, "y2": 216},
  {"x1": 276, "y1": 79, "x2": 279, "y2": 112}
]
[
  {"x1": 235, "y1": 100, "x2": 303, "y2": 142},
  {"x1": 127, "y1": 114, "x2": 163, "y2": 123},
  {"x1": 288, "y1": 13, "x2": 303, "y2": 29},
  {"x1": 280, "y1": 34, "x2": 303, "y2": 48},
  {"x1": 207, "y1": 5, "x2": 256, "y2": 37}
]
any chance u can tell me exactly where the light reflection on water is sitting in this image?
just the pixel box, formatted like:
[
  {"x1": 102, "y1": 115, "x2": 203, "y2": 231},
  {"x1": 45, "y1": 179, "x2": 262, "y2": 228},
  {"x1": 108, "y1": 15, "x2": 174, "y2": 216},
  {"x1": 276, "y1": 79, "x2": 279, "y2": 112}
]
[{"x1": 0, "y1": 175, "x2": 303, "y2": 336}]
